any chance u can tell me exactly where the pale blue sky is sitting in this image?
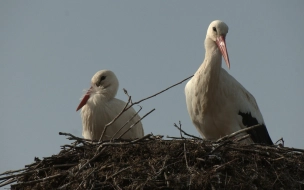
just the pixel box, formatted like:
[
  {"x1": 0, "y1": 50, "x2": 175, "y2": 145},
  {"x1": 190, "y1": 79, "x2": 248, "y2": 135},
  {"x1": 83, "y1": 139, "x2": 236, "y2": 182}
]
[{"x1": 1, "y1": 1, "x2": 303, "y2": 185}]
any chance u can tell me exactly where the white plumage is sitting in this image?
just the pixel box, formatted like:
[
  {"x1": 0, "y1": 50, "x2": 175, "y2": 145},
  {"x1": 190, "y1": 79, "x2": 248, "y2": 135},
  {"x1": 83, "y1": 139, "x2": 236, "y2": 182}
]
[
  {"x1": 185, "y1": 20, "x2": 272, "y2": 144},
  {"x1": 76, "y1": 70, "x2": 144, "y2": 141}
]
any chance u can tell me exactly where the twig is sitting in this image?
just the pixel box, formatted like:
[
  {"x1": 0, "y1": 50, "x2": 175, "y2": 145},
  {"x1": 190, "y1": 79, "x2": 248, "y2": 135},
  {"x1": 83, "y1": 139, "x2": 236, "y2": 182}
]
[
  {"x1": 125, "y1": 75, "x2": 193, "y2": 110},
  {"x1": 0, "y1": 168, "x2": 27, "y2": 176},
  {"x1": 166, "y1": 136, "x2": 185, "y2": 140},
  {"x1": 184, "y1": 143, "x2": 192, "y2": 188},
  {"x1": 184, "y1": 143, "x2": 190, "y2": 171},
  {"x1": 164, "y1": 172, "x2": 170, "y2": 187},
  {"x1": 75, "y1": 164, "x2": 114, "y2": 190},
  {"x1": 110, "y1": 106, "x2": 143, "y2": 141},
  {"x1": 59, "y1": 132, "x2": 94, "y2": 143},
  {"x1": 216, "y1": 124, "x2": 263, "y2": 143},
  {"x1": 233, "y1": 134, "x2": 251, "y2": 143},
  {"x1": 58, "y1": 182, "x2": 75, "y2": 189},
  {"x1": 117, "y1": 109, "x2": 155, "y2": 139},
  {"x1": 270, "y1": 157, "x2": 284, "y2": 162},
  {"x1": 173, "y1": 121, "x2": 201, "y2": 140},
  {"x1": 76, "y1": 147, "x2": 107, "y2": 175},
  {"x1": 211, "y1": 140, "x2": 233, "y2": 154},
  {"x1": 129, "y1": 134, "x2": 153, "y2": 144},
  {"x1": 54, "y1": 163, "x2": 78, "y2": 168},
  {"x1": 275, "y1": 137, "x2": 284, "y2": 146},
  {"x1": 99, "y1": 96, "x2": 132, "y2": 141},
  {"x1": 123, "y1": 88, "x2": 133, "y2": 104},
  {"x1": 76, "y1": 168, "x2": 98, "y2": 190},
  {"x1": 0, "y1": 178, "x2": 17, "y2": 188},
  {"x1": 154, "y1": 156, "x2": 169, "y2": 177},
  {"x1": 107, "y1": 166, "x2": 131, "y2": 180},
  {"x1": 214, "y1": 158, "x2": 238, "y2": 172},
  {"x1": 0, "y1": 167, "x2": 49, "y2": 181},
  {"x1": 13, "y1": 172, "x2": 67, "y2": 186},
  {"x1": 228, "y1": 147, "x2": 271, "y2": 156},
  {"x1": 102, "y1": 75, "x2": 191, "y2": 141},
  {"x1": 177, "y1": 122, "x2": 183, "y2": 138},
  {"x1": 113, "y1": 178, "x2": 123, "y2": 190},
  {"x1": 282, "y1": 147, "x2": 304, "y2": 153},
  {"x1": 196, "y1": 158, "x2": 205, "y2": 162},
  {"x1": 99, "y1": 134, "x2": 153, "y2": 147},
  {"x1": 0, "y1": 163, "x2": 77, "y2": 182}
]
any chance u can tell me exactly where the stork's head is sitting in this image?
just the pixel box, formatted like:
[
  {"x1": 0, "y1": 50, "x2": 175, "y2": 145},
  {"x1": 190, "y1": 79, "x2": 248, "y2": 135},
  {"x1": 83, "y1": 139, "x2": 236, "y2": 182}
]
[
  {"x1": 91, "y1": 70, "x2": 119, "y2": 92},
  {"x1": 206, "y1": 20, "x2": 230, "y2": 69},
  {"x1": 76, "y1": 70, "x2": 119, "y2": 111}
]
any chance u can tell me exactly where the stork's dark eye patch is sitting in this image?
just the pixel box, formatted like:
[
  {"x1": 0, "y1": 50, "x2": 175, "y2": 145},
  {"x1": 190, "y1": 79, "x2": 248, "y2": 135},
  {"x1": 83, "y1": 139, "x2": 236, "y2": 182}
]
[
  {"x1": 96, "y1": 76, "x2": 106, "y2": 86},
  {"x1": 213, "y1": 27, "x2": 217, "y2": 32},
  {"x1": 100, "y1": 76, "x2": 106, "y2": 81}
]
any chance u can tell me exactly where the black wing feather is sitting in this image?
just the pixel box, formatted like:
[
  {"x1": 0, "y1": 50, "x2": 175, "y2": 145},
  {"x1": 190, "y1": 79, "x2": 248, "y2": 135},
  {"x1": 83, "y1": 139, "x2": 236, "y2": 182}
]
[{"x1": 238, "y1": 111, "x2": 273, "y2": 145}]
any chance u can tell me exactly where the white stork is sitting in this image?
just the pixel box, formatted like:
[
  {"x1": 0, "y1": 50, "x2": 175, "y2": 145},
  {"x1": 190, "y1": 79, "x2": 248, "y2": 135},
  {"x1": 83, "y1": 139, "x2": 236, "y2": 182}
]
[
  {"x1": 185, "y1": 20, "x2": 273, "y2": 145},
  {"x1": 76, "y1": 70, "x2": 144, "y2": 141}
]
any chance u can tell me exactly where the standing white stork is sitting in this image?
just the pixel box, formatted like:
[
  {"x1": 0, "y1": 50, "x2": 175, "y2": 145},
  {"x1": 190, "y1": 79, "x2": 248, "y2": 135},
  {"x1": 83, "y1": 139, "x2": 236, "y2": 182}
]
[
  {"x1": 185, "y1": 20, "x2": 273, "y2": 145},
  {"x1": 76, "y1": 70, "x2": 144, "y2": 141}
]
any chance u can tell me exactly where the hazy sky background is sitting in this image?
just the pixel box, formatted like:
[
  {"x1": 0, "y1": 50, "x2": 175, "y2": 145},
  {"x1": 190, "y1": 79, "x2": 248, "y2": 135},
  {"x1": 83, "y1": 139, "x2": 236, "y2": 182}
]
[{"x1": 1, "y1": 1, "x2": 303, "y2": 187}]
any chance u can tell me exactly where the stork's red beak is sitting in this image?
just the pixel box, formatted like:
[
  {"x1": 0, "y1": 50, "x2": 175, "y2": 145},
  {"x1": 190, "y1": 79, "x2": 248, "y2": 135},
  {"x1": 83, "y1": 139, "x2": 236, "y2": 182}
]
[
  {"x1": 216, "y1": 35, "x2": 230, "y2": 69},
  {"x1": 76, "y1": 87, "x2": 92, "y2": 111}
]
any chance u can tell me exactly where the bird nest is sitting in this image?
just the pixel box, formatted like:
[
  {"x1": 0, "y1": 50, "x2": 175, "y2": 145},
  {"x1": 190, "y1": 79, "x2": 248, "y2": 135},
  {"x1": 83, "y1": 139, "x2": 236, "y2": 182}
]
[{"x1": 1, "y1": 125, "x2": 304, "y2": 190}]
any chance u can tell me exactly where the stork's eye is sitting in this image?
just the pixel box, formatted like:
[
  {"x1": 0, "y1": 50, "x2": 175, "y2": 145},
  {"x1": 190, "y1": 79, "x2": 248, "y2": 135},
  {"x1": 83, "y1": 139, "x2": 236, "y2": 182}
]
[
  {"x1": 213, "y1": 27, "x2": 217, "y2": 32},
  {"x1": 100, "y1": 76, "x2": 106, "y2": 81},
  {"x1": 96, "y1": 76, "x2": 106, "y2": 86}
]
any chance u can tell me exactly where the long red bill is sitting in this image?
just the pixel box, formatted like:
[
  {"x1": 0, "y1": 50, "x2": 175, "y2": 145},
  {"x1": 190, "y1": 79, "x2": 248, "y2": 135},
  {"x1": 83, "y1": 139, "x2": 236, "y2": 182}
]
[
  {"x1": 216, "y1": 35, "x2": 230, "y2": 69},
  {"x1": 76, "y1": 87, "x2": 92, "y2": 111}
]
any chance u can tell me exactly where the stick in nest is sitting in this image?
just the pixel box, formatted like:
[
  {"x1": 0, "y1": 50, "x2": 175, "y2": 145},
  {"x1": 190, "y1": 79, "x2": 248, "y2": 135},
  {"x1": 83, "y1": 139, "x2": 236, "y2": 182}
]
[
  {"x1": 215, "y1": 124, "x2": 263, "y2": 143},
  {"x1": 59, "y1": 132, "x2": 93, "y2": 144},
  {"x1": 125, "y1": 75, "x2": 193, "y2": 110},
  {"x1": 99, "y1": 96, "x2": 132, "y2": 141},
  {"x1": 0, "y1": 178, "x2": 17, "y2": 188},
  {"x1": 76, "y1": 147, "x2": 107, "y2": 175},
  {"x1": 100, "y1": 75, "x2": 192, "y2": 141},
  {"x1": 116, "y1": 108, "x2": 155, "y2": 139},
  {"x1": 98, "y1": 134, "x2": 153, "y2": 148},
  {"x1": 110, "y1": 106, "x2": 143, "y2": 141},
  {"x1": 13, "y1": 172, "x2": 67, "y2": 186},
  {"x1": 173, "y1": 121, "x2": 201, "y2": 140}
]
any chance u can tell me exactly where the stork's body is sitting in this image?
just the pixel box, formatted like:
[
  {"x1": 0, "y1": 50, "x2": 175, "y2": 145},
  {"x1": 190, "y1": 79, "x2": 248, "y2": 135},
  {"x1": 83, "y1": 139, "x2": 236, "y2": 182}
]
[
  {"x1": 76, "y1": 70, "x2": 144, "y2": 141},
  {"x1": 185, "y1": 20, "x2": 272, "y2": 144}
]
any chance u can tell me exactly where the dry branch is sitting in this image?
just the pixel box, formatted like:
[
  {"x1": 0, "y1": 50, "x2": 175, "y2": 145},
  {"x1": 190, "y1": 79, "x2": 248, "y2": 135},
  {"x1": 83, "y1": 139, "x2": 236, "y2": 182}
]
[
  {"x1": 99, "y1": 96, "x2": 132, "y2": 141},
  {"x1": 125, "y1": 75, "x2": 193, "y2": 110},
  {"x1": 216, "y1": 124, "x2": 262, "y2": 143},
  {"x1": 117, "y1": 108, "x2": 155, "y2": 139},
  {"x1": 174, "y1": 121, "x2": 201, "y2": 140},
  {"x1": 111, "y1": 106, "x2": 143, "y2": 140},
  {"x1": 99, "y1": 75, "x2": 191, "y2": 141}
]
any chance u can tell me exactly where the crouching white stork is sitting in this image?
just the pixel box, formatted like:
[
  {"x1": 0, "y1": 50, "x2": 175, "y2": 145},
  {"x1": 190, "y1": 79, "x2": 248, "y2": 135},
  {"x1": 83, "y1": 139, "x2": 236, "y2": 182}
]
[
  {"x1": 185, "y1": 20, "x2": 273, "y2": 145},
  {"x1": 76, "y1": 70, "x2": 144, "y2": 141}
]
